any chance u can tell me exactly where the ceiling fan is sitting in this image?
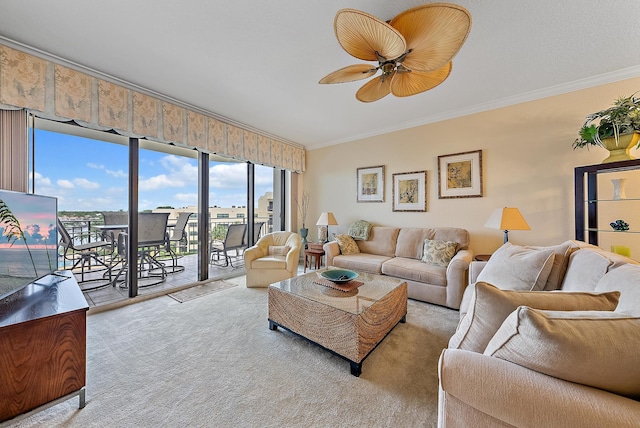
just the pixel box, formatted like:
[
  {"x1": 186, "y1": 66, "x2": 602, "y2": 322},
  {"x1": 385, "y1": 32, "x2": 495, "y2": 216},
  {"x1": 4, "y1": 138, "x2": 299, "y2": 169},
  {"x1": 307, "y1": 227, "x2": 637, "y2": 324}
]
[{"x1": 319, "y1": 3, "x2": 472, "y2": 103}]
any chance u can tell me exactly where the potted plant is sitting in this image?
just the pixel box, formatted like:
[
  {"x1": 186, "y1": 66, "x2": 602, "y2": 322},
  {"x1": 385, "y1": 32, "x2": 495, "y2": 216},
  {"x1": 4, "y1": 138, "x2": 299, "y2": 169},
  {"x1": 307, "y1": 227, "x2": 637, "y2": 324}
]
[
  {"x1": 294, "y1": 190, "x2": 311, "y2": 247},
  {"x1": 573, "y1": 93, "x2": 640, "y2": 163}
]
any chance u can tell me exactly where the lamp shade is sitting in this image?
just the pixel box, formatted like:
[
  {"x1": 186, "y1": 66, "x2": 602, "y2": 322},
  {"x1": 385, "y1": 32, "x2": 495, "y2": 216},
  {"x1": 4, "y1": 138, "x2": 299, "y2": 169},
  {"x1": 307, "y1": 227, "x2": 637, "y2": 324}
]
[
  {"x1": 484, "y1": 207, "x2": 530, "y2": 231},
  {"x1": 316, "y1": 212, "x2": 338, "y2": 226}
]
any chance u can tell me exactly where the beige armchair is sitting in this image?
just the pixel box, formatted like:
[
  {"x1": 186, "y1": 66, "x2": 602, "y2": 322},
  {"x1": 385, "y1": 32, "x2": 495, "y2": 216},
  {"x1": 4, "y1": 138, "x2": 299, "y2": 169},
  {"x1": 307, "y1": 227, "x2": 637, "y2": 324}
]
[{"x1": 244, "y1": 231, "x2": 302, "y2": 288}]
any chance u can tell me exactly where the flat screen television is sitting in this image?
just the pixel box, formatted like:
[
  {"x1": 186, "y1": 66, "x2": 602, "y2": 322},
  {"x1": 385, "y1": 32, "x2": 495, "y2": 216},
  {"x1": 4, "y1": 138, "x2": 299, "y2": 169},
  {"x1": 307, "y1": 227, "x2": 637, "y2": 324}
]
[{"x1": 0, "y1": 189, "x2": 59, "y2": 300}]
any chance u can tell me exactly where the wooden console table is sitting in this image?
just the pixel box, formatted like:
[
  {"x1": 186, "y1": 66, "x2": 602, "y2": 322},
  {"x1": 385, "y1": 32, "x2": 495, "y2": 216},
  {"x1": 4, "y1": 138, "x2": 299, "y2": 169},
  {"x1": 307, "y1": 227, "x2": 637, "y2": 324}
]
[{"x1": 0, "y1": 271, "x2": 88, "y2": 424}]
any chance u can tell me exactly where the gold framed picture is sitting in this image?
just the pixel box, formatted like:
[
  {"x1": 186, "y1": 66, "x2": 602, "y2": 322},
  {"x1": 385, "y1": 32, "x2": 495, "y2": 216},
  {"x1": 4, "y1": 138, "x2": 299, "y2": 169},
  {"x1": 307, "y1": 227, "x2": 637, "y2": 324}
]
[
  {"x1": 438, "y1": 150, "x2": 483, "y2": 199},
  {"x1": 392, "y1": 170, "x2": 427, "y2": 212},
  {"x1": 356, "y1": 165, "x2": 385, "y2": 202}
]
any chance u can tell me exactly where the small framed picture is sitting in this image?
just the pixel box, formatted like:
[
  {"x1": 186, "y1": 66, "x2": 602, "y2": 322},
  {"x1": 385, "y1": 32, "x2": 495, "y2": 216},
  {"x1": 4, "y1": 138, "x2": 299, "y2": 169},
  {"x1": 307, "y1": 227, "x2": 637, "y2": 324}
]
[
  {"x1": 438, "y1": 150, "x2": 483, "y2": 199},
  {"x1": 356, "y1": 165, "x2": 385, "y2": 202},
  {"x1": 392, "y1": 170, "x2": 427, "y2": 212}
]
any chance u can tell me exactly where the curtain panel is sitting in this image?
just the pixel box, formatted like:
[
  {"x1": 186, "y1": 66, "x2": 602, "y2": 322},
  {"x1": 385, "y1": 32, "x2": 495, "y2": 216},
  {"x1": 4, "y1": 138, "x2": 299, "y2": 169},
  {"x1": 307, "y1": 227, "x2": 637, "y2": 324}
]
[
  {"x1": 0, "y1": 109, "x2": 28, "y2": 192},
  {"x1": 0, "y1": 44, "x2": 305, "y2": 172}
]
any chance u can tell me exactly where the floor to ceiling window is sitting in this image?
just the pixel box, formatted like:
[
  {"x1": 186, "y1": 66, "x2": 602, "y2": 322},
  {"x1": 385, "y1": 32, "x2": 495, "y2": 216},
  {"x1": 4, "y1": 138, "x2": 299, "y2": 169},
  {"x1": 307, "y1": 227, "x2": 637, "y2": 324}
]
[{"x1": 29, "y1": 118, "x2": 284, "y2": 307}]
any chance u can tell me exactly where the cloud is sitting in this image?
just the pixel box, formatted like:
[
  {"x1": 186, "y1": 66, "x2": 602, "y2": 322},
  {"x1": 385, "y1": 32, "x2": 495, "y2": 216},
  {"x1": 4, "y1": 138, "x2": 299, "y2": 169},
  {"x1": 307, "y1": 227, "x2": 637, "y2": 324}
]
[
  {"x1": 139, "y1": 174, "x2": 184, "y2": 191},
  {"x1": 175, "y1": 193, "x2": 198, "y2": 204},
  {"x1": 73, "y1": 178, "x2": 100, "y2": 189},
  {"x1": 210, "y1": 163, "x2": 247, "y2": 188},
  {"x1": 105, "y1": 168, "x2": 127, "y2": 178},
  {"x1": 139, "y1": 155, "x2": 197, "y2": 191},
  {"x1": 57, "y1": 179, "x2": 74, "y2": 189}
]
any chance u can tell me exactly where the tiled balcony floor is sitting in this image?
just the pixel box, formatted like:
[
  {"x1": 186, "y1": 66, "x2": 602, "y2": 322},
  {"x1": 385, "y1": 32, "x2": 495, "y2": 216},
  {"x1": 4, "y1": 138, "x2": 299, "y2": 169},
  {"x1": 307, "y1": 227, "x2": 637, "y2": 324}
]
[{"x1": 71, "y1": 253, "x2": 250, "y2": 309}]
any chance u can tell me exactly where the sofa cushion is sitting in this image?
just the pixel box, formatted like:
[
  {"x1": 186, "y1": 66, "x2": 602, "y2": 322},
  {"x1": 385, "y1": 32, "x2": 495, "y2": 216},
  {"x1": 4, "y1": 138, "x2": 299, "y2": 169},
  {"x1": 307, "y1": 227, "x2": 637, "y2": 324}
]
[
  {"x1": 476, "y1": 242, "x2": 555, "y2": 291},
  {"x1": 333, "y1": 253, "x2": 391, "y2": 275},
  {"x1": 595, "y1": 264, "x2": 640, "y2": 316},
  {"x1": 432, "y1": 227, "x2": 470, "y2": 251},
  {"x1": 348, "y1": 220, "x2": 372, "y2": 240},
  {"x1": 395, "y1": 228, "x2": 431, "y2": 259},
  {"x1": 484, "y1": 307, "x2": 640, "y2": 399},
  {"x1": 448, "y1": 282, "x2": 620, "y2": 353},
  {"x1": 251, "y1": 256, "x2": 287, "y2": 269},
  {"x1": 527, "y1": 240, "x2": 579, "y2": 290},
  {"x1": 561, "y1": 249, "x2": 613, "y2": 291},
  {"x1": 356, "y1": 226, "x2": 399, "y2": 257},
  {"x1": 334, "y1": 234, "x2": 360, "y2": 255},
  {"x1": 421, "y1": 239, "x2": 457, "y2": 267},
  {"x1": 382, "y1": 257, "x2": 447, "y2": 286},
  {"x1": 268, "y1": 245, "x2": 290, "y2": 256}
]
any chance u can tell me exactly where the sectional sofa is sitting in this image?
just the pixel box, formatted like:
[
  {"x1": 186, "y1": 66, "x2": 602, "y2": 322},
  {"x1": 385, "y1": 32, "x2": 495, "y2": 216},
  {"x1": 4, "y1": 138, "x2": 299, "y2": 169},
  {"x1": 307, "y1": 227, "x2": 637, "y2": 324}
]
[
  {"x1": 438, "y1": 241, "x2": 640, "y2": 427},
  {"x1": 323, "y1": 226, "x2": 472, "y2": 309}
]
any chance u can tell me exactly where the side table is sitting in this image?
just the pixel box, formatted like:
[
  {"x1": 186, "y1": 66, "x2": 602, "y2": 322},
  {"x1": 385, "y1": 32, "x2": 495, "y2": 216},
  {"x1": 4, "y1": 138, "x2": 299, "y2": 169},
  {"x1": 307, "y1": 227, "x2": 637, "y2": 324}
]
[
  {"x1": 304, "y1": 244, "x2": 325, "y2": 273},
  {"x1": 474, "y1": 254, "x2": 491, "y2": 262}
]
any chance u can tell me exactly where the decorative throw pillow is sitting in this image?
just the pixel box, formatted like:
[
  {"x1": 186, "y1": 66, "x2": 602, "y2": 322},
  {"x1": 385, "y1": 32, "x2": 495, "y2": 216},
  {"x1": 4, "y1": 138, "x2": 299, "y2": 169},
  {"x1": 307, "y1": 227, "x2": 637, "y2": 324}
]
[
  {"x1": 448, "y1": 281, "x2": 620, "y2": 353},
  {"x1": 484, "y1": 307, "x2": 640, "y2": 399},
  {"x1": 268, "y1": 245, "x2": 290, "y2": 256},
  {"x1": 526, "y1": 240, "x2": 578, "y2": 290},
  {"x1": 421, "y1": 239, "x2": 457, "y2": 267},
  {"x1": 348, "y1": 220, "x2": 372, "y2": 241},
  {"x1": 334, "y1": 234, "x2": 360, "y2": 255},
  {"x1": 476, "y1": 242, "x2": 556, "y2": 291}
]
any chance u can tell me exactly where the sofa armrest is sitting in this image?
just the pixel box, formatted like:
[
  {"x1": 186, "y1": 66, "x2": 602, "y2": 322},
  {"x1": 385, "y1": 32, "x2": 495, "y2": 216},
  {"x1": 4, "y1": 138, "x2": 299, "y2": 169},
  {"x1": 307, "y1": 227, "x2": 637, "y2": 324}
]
[
  {"x1": 243, "y1": 245, "x2": 265, "y2": 265},
  {"x1": 444, "y1": 249, "x2": 473, "y2": 309},
  {"x1": 468, "y1": 260, "x2": 488, "y2": 285},
  {"x1": 438, "y1": 349, "x2": 640, "y2": 428},
  {"x1": 323, "y1": 241, "x2": 340, "y2": 266}
]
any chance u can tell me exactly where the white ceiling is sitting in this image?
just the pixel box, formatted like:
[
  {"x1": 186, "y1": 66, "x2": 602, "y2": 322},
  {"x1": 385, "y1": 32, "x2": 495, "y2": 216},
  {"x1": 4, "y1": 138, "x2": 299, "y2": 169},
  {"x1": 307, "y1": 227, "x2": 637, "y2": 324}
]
[{"x1": 1, "y1": 0, "x2": 640, "y2": 150}]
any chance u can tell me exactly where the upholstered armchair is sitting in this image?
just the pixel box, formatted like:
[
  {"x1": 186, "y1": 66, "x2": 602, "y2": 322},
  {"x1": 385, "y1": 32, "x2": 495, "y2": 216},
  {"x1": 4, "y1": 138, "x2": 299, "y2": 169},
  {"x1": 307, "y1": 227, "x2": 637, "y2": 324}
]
[{"x1": 244, "y1": 231, "x2": 302, "y2": 288}]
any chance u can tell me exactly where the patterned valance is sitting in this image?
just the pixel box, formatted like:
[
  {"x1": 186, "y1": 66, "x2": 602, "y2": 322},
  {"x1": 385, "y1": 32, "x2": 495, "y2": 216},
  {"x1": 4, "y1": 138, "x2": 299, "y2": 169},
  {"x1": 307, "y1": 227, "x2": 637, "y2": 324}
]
[{"x1": 0, "y1": 44, "x2": 305, "y2": 172}]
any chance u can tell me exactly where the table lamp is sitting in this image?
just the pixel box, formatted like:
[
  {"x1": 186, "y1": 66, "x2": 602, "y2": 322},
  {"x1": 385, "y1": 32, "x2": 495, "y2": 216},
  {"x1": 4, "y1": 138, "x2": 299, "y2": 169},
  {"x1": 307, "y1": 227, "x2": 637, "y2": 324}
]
[
  {"x1": 316, "y1": 212, "x2": 338, "y2": 244},
  {"x1": 484, "y1": 207, "x2": 530, "y2": 243}
]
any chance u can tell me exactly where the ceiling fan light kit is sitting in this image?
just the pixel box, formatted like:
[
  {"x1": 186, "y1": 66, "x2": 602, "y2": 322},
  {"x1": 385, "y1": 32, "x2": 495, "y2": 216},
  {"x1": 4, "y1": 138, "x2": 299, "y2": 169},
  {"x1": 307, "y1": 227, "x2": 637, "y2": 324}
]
[{"x1": 319, "y1": 3, "x2": 472, "y2": 102}]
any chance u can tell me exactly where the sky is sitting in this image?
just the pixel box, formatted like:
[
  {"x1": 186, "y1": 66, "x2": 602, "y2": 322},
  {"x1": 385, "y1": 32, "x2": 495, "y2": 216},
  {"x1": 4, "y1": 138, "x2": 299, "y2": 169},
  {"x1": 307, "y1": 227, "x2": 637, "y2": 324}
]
[{"x1": 32, "y1": 130, "x2": 274, "y2": 212}]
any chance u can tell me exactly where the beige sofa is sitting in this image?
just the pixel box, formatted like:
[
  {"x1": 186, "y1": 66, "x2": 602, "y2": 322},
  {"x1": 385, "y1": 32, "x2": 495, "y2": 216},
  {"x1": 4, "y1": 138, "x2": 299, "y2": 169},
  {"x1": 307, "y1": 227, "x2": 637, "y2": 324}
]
[
  {"x1": 323, "y1": 226, "x2": 472, "y2": 309},
  {"x1": 438, "y1": 241, "x2": 640, "y2": 427}
]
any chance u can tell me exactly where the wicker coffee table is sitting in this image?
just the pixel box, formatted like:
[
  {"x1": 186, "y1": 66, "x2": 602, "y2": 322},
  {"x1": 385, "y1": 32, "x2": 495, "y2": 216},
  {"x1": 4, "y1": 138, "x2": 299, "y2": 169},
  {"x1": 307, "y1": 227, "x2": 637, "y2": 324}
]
[{"x1": 268, "y1": 269, "x2": 407, "y2": 376}]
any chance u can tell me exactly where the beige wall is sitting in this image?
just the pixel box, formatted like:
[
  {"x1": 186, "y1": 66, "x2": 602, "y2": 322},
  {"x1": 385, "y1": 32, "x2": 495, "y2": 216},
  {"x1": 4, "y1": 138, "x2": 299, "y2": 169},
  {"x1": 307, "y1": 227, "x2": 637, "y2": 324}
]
[{"x1": 303, "y1": 77, "x2": 640, "y2": 257}]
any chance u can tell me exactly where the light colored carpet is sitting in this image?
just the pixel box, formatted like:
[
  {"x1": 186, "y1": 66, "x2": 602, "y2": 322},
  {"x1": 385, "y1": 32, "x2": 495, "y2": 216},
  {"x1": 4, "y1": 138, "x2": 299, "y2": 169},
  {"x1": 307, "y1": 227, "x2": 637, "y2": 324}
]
[
  {"x1": 167, "y1": 280, "x2": 237, "y2": 303},
  {"x1": 9, "y1": 276, "x2": 459, "y2": 428}
]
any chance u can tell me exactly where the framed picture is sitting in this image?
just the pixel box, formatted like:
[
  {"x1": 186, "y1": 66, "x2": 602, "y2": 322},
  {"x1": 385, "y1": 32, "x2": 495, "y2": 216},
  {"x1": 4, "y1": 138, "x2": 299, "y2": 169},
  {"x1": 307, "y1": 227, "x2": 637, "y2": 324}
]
[
  {"x1": 438, "y1": 150, "x2": 483, "y2": 199},
  {"x1": 356, "y1": 165, "x2": 385, "y2": 202},
  {"x1": 392, "y1": 170, "x2": 427, "y2": 212}
]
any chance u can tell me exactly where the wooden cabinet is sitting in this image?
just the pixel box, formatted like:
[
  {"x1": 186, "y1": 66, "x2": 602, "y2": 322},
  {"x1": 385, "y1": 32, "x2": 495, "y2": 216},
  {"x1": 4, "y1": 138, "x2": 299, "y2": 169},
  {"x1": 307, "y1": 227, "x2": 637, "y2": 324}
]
[
  {"x1": 575, "y1": 159, "x2": 640, "y2": 254},
  {"x1": 0, "y1": 271, "x2": 88, "y2": 423}
]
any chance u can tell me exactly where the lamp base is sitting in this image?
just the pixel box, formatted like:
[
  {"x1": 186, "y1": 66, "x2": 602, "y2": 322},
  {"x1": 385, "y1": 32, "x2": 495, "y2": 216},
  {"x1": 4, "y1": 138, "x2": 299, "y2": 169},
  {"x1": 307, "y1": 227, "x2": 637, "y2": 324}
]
[{"x1": 318, "y1": 225, "x2": 328, "y2": 244}]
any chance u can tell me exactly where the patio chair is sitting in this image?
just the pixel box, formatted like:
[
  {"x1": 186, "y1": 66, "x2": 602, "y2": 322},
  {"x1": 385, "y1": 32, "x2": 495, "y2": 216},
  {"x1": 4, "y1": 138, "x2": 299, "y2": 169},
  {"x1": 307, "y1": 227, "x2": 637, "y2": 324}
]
[
  {"x1": 113, "y1": 213, "x2": 170, "y2": 287},
  {"x1": 210, "y1": 223, "x2": 246, "y2": 267},
  {"x1": 163, "y1": 212, "x2": 192, "y2": 273},
  {"x1": 57, "y1": 218, "x2": 115, "y2": 288},
  {"x1": 249, "y1": 221, "x2": 266, "y2": 247},
  {"x1": 100, "y1": 211, "x2": 128, "y2": 244}
]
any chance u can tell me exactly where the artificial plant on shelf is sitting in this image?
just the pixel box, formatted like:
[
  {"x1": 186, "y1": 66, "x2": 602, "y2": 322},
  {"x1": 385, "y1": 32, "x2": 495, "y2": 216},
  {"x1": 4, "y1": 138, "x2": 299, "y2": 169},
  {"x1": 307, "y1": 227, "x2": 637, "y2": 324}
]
[{"x1": 573, "y1": 93, "x2": 640, "y2": 162}]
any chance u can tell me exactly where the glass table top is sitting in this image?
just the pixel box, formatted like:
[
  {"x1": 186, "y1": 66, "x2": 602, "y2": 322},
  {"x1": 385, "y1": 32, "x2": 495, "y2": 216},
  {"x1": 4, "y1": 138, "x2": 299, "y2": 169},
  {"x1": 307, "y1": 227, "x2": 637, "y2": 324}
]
[{"x1": 270, "y1": 268, "x2": 405, "y2": 315}]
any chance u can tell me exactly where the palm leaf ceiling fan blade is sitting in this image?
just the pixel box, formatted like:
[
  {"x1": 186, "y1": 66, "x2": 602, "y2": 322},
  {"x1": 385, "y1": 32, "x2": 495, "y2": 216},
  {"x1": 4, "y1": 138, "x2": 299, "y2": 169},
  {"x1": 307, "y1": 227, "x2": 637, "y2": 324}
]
[
  {"x1": 319, "y1": 64, "x2": 378, "y2": 84},
  {"x1": 321, "y1": 3, "x2": 471, "y2": 102},
  {"x1": 334, "y1": 9, "x2": 406, "y2": 61},
  {"x1": 390, "y1": 62, "x2": 452, "y2": 97},
  {"x1": 356, "y1": 75, "x2": 392, "y2": 103},
  {"x1": 390, "y1": 4, "x2": 471, "y2": 72}
]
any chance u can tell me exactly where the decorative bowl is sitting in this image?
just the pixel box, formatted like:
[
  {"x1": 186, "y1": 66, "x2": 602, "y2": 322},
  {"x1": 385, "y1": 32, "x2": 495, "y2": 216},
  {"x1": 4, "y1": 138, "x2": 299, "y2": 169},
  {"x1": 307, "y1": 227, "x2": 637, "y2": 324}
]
[{"x1": 320, "y1": 269, "x2": 359, "y2": 284}]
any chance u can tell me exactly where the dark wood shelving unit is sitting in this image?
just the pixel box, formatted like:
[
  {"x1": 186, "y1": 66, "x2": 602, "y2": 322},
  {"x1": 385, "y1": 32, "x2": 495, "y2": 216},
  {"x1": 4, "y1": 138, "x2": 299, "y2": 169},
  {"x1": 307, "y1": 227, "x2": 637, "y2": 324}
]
[
  {"x1": 0, "y1": 271, "x2": 88, "y2": 424},
  {"x1": 574, "y1": 158, "x2": 640, "y2": 245}
]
